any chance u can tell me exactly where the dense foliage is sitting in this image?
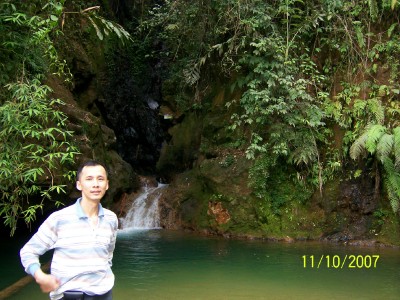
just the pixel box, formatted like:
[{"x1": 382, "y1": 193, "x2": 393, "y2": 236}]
[
  {"x1": 0, "y1": 0, "x2": 78, "y2": 235},
  {"x1": 139, "y1": 0, "x2": 400, "y2": 214},
  {"x1": 0, "y1": 0, "x2": 131, "y2": 235},
  {"x1": 1, "y1": 0, "x2": 399, "y2": 235}
]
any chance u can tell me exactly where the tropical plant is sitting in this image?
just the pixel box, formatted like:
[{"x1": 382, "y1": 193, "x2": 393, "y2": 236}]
[
  {"x1": 0, "y1": 0, "x2": 81, "y2": 235},
  {"x1": 61, "y1": 5, "x2": 132, "y2": 45},
  {"x1": 0, "y1": 1, "x2": 67, "y2": 87},
  {"x1": 0, "y1": 0, "x2": 133, "y2": 235},
  {"x1": 130, "y1": 0, "x2": 400, "y2": 218},
  {"x1": 350, "y1": 124, "x2": 400, "y2": 212},
  {"x1": 0, "y1": 79, "x2": 79, "y2": 235}
]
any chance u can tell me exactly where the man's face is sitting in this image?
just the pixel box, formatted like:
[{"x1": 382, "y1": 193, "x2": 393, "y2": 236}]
[{"x1": 76, "y1": 165, "x2": 109, "y2": 202}]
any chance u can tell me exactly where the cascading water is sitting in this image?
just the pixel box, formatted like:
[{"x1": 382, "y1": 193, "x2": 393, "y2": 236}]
[{"x1": 120, "y1": 183, "x2": 167, "y2": 230}]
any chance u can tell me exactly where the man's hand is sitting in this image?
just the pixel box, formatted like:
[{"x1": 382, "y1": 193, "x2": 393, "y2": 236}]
[{"x1": 33, "y1": 269, "x2": 60, "y2": 293}]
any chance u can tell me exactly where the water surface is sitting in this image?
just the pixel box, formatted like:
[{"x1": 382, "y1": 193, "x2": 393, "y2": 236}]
[{"x1": 6, "y1": 229, "x2": 400, "y2": 299}]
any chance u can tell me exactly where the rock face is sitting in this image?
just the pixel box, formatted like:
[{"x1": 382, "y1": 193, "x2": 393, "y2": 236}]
[
  {"x1": 96, "y1": 51, "x2": 165, "y2": 173},
  {"x1": 154, "y1": 83, "x2": 400, "y2": 245},
  {"x1": 46, "y1": 27, "x2": 143, "y2": 206},
  {"x1": 46, "y1": 74, "x2": 139, "y2": 206},
  {"x1": 316, "y1": 178, "x2": 377, "y2": 242}
]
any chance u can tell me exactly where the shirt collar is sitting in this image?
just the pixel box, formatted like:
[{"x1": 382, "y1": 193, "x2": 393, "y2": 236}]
[{"x1": 75, "y1": 197, "x2": 105, "y2": 219}]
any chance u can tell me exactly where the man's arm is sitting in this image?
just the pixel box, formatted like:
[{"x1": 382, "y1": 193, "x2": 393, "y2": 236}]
[
  {"x1": 107, "y1": 215, "x2": 118, "y2": 266},
  {"x1": 20, "y1": 214, "x2": 60, "y2": 292}
]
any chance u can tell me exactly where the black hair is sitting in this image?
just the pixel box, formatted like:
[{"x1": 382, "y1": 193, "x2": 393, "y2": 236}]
[{"x1": 76, "y1": 160, "x2": 109, "y2": 181}]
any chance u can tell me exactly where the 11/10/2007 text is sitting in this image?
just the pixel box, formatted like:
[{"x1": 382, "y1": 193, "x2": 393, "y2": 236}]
[{"x1": 302, "y1": 255, "x2": 380, "y2": 269}]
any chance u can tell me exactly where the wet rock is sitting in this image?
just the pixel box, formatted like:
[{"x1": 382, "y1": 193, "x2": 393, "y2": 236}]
[{"x1": 207, "y1": 202, "x2": 231, "y2": 225}]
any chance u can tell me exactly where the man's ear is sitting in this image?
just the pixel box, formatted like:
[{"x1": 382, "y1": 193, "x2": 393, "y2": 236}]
[{"x1": 76, "y1": 181, "x2": 82, "y2": 191}]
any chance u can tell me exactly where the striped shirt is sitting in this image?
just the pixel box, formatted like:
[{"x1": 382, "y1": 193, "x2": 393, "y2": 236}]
[{"x1": 20, "y1": 198, "x2": 118, "y2": 300}]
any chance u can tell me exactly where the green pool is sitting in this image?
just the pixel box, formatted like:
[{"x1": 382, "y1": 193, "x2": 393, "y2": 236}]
[{"x1": 5, "y1": 229, "x2": 400, "y2": 299}]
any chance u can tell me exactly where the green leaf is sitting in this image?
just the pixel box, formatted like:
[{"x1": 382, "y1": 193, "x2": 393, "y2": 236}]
[
  {"x1": 393, "y1": 127, "x2": 400, "y2": 168},
  {"x1": 87, "y1": 16, "x2": 103, "y2": 40},
  {"x1": 376, "y1": 133, "x2": 393, "y2": 162},
  {"x1": 365, "y1": 124, "x2": 386, "y2": 153}
]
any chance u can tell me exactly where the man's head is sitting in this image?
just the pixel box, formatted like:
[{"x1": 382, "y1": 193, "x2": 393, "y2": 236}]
[
  {"x1": 76, "y1": 160, "x2": 109, "y2": 202},
  {"x1": 77, "y1": 160, "x2": 109, "y2": 181}
]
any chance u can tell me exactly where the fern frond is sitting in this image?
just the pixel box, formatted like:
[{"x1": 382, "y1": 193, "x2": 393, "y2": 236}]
[
  {"x1": 350, "y1": 130, "x2": 369, "y2": 160},
  {"x1": 386, "y1": 185, "x2": 399, "y2": 212},
  {"x1": 183, "y1": 65, "x2": 200, "y2": 86},
  {"x1": 365, "y1": 124, "x2": 386, "y2": 153},
  {"x1": 383, "y1": 157, "x2": 396, "y2": 176},
  {"x1": 289, "y1": 131, "x2": 318, "y2": 165},
  {"x1": 383, "y1": 160, "x2": 400, "y2": 195},
  {"x1": 393, "y1": 127, "x2": 400, "y2": 168},
  {"x1": 367, "y1": 98, "x2": 385, "y2": 124},
  {"x1": 383, "y1": 158, "x2": 400, "y2": 212},
  {"x1": 368, "y1": 0, "x2": 378, "y2": 20},
  {"x1": 376, "y1": 133, "x2": 393, "y2": 162},
  {"x1": 290, "y1": 143, "x2": 318, "y2": 165},
  {"x1": 390, "y1": 196, "x2": 400, "y2": 212}
]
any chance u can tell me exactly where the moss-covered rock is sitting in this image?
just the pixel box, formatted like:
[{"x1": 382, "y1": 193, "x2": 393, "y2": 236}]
[{"x1": 157, "y1": 79, "x2": 400, "y2": 245}]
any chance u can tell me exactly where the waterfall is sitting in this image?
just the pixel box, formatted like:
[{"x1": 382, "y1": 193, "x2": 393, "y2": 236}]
[{"x1": 120, "y1": 183, "x2": 167, "y2": 230}]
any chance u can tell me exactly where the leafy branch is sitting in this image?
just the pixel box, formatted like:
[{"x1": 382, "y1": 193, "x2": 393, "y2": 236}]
[
  {"x1": 61, "y1": 6, "x2": 132, "y2": 44},
  {"x1": 0, "y1": 78, "x2": 79, "y2": 235}
]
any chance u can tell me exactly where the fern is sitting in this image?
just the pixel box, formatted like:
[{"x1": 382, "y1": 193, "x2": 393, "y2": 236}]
[
  {"x1": 390, "y1": 195, "x2": 400, "y2": 212},
  {"x1": 367, "y1": 98, "x2": 385, "y2": 124},
  {"x1": 288, "y1": 132, "x2": 318, "y2": 166},
  {"x1": 393, "y1": 127, "x2": 400, "y2": 168},
  {"x1": 383, "y1": 158, "x2": 400, "y2": 212},
  {"x1": 376, "y1": 133, "x2": 393, "y2": 162},
  {"x1": 368, "y1": 0, "x2": 378, "y2": 21},
  {"x1": 350, "y1": 124, "x2": 387, "y2": 158},
  {"x1": 352, "y1": 125, "x2": 400, "y2": 212},
  {"x1": 350, "y1": 130, "x2": 369, "y2": 159},
  {"x1": 183, "y1": 65, "x2": 200, "y2": 86},
  {"x1": 365, "y1": 124, "x2": 386, "y2": 153}
]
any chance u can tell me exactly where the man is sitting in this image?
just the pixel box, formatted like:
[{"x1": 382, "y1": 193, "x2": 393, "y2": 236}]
[{"x1": 20, "y1": 160, "x2": 118, "y2": 300}]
